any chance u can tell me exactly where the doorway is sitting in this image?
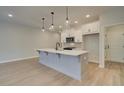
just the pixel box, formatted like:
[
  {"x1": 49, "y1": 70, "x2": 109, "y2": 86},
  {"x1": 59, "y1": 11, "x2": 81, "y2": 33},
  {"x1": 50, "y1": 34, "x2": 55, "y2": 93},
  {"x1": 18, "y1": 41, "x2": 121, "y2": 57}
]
[
  {"x1": 83, "y1": 34, "x2": 99, "y2": 63},
  {"x1": 105, "y1": 24, "x2": 124, "y2": 65}
]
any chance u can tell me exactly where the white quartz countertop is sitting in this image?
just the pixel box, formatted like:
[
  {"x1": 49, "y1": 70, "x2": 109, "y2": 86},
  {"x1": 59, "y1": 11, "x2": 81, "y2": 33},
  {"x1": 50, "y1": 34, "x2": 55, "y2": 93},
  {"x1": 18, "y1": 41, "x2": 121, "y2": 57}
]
[{"x1": 37, "y1": 48, "x2": 88, "y2": 56}]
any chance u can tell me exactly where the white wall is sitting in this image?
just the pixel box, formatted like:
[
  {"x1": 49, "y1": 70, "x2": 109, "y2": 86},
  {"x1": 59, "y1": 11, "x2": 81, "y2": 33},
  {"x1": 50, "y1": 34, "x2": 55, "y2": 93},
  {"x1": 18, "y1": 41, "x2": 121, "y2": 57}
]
[
  {"x1": 0, "y1": 22, "x2": 60, "y2": 63},
  {"x1": 100, "y1": 7, "x2": 124, "y2": 67}
]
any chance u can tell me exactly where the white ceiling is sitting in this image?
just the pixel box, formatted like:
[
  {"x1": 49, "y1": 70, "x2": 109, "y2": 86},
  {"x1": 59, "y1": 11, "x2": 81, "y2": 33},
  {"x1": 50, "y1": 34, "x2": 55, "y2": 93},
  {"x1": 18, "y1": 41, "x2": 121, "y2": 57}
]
[{"x1": 0, "y1": 6, "x2": 118, "y2": 30}]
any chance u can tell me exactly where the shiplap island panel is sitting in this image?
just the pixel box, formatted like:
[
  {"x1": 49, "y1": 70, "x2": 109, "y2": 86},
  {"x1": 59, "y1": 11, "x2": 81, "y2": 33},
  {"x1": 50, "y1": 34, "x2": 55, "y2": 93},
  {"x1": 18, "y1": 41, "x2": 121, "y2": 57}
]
[{"x1": 37, "y1": 49, "x2": 88, "y2": 80}]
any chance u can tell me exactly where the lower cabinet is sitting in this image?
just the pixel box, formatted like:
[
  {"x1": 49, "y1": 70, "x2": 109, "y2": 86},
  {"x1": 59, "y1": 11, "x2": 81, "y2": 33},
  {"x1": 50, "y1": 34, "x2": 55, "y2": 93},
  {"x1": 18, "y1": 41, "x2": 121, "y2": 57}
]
[
  {"x1": 39, "y1": 51, "x2": 48, "y2": 64},
  {"x1": 40, "y1": 51, "x2": 59, "y2": 68},
  {"x1": 59, "y1": 55, "x2": 80, "y2": 79},
  {"x1": 47, "y1": 53, "x2": 59, "y2": 67},
  {"x1": 39, "y1": 51, "x2": 87, "y2": 80}
]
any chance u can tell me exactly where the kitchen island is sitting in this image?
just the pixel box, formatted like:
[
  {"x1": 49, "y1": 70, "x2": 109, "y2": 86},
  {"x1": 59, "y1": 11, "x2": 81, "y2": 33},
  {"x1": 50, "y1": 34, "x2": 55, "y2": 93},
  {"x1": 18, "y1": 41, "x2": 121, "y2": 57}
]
[{"x1": 37, "y1": 49, "x2": 88, "y2": 80}]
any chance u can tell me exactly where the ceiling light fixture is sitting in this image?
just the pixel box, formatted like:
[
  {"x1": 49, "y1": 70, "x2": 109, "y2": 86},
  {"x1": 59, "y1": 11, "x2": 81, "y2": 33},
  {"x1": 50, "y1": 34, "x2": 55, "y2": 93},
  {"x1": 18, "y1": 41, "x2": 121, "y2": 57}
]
[
  {"x1": 49, "y1": 27, "x2": 51, "y2": 30},
  {"x1": 41, "y1": 18, "x2": 45, "y2": 32},
  {"x1": 8, "y1": 14, "x2": 13, "y2": 18},
  {"x1": 86, "y1": 14, "x2": 91, "y2": 18},
  {"x1": 59, "y1": 25, "x2": 63, "y2": 32},
  {"x1": 66, "y1": 6, "x2": 69, "y2": 24},
  {"x1": 50, "y1": 12, "x2": 54, "y2": 30}
]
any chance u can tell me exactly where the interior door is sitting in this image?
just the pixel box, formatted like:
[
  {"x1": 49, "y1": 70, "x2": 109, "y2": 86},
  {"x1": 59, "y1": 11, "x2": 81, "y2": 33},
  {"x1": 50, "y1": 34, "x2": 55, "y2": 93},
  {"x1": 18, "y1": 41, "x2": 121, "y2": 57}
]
[{"x1": 106, "y1": 24, "x2": 124, "y2": 63}]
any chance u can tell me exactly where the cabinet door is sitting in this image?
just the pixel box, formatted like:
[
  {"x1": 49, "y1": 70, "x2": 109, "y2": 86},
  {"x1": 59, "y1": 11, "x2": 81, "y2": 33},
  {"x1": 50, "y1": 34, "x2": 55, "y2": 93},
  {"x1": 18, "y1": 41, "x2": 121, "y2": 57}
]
[
  {"x1": 82, "y1": 21, "x2": 100, "y2": 35},
  {"x1": 39, "y1": 51, "x2": 48, "y2": 64},
  {"x1": 86, "y1": 24, "x2": 92, "y2": 33},
  {"x1": 82, "y1": 24, "x2": 92, "y2": 34},
  {"x1": 61, "y1": 32, "x2": 64, "y2": 42},
  {"x1": 81, "y1": 25, "x2": 85, "y2": 34},
  {"x1": 69, "y1": 29, "x2": 75, "y2": 37},
  {"x1": 47, "y1": 53, "x2": 59, "y2": 67},
  {"x1": 96, "y1": 21, "x2": 100, "y2": 33},
  {"x1": 40, "y1": 52, "x2": 59, "y2": 69},
  {"x1": 61, "y1": 32, "x2": 67, "y2": 42},
  {"x1": 91, "y1": 21, "x2": 99, "y2": 33},
  {"x1": 59, "y1": 55, "x2": 81, "y2": 79},
  {"x1": 78, "y1": 30, "x2": 82, "y2": 42},
  {"x1": 74, "y1": 31, "x2": 82, "y2": 42}
]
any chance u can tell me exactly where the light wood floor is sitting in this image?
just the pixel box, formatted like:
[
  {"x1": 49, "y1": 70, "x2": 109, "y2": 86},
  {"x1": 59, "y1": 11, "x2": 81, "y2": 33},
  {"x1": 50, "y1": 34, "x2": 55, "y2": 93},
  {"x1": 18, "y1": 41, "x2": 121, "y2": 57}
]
[{"x1": 0, "y1": 58, "x2": 124, "y2": 86}]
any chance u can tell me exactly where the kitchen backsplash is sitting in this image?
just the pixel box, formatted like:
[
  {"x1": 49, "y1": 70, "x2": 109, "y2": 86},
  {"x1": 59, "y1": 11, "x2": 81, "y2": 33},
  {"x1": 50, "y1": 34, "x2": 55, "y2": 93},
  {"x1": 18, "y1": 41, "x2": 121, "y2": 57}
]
[{"x1": 62, "y1": 42, "x2": 84, "y2": 50}]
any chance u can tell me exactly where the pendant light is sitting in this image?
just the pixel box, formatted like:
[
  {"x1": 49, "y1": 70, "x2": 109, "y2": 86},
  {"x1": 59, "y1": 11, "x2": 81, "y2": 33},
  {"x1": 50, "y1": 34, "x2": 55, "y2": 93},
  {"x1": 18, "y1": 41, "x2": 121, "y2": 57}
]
[
  {"x1": 41, "y1": 18, "x2": 45, "y2": 32},
  {"x1": 66, "y1": 6, "x2": 69, "y2": 24},
  {"x1": 50, "y1": 12, "x2": 54, "y2": 30}
]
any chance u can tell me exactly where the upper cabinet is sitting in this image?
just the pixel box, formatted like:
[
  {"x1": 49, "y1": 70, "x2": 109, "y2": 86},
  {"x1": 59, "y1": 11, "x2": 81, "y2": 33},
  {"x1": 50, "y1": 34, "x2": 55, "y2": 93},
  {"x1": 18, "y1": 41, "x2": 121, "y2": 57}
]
[
  {"x1": 61, "y1": 32, "x2": 66, "y2": 43},
  {"x1": 61, "y1": 30, "x2": 72, "y2": 42},
  {"x1": 82, "y1": 21, "x2": 100, "y2": 35},
  {"x1": 61, "y1": 21, "x2": 100, "y2": 43},
  {"x1": 61, "y1": 29, "x2": 82, "y2": 43},
  {"x1": 73, "y1": 30, "x2": 82, "y2": 42}
]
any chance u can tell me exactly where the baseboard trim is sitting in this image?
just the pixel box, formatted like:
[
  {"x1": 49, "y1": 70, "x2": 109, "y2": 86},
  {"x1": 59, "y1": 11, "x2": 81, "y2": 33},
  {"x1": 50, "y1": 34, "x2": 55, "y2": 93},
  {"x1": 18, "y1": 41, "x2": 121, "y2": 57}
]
[
  {"x1": 0, "y1": 56, "x2": 39, "y2": 64},
  {"x1": 99, "y1": 64, "x2": 104, "y2": 68},
  {"x1": 88, "y1": 60, "x2": 99, "y2": 63},
  {"x1": 105, "y1": 60, "x2": 124, "y2": 63}
]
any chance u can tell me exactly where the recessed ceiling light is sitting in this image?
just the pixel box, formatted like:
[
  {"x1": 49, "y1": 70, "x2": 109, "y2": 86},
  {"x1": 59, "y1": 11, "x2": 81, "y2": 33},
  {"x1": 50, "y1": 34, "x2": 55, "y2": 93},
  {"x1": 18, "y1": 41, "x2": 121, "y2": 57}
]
[
  {"x1": 8, "y1": 14, "x2": 13, "y2": 18},
  {"x1": 74, "y1": 21, "x2": 78, "y2": 24},
  {"x1": 86, "y1": 14, "x2": 90, "y2": 18}
]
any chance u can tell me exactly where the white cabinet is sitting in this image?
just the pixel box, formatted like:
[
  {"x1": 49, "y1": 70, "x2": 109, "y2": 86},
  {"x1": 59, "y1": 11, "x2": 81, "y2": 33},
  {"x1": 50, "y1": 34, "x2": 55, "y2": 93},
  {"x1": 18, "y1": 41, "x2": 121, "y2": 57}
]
[
  {"x1": 82, "y1": 21, "x2": 100, "y2": 35},
  {"x1": 61, "y1": 32, "x2": 67, "y2": 42},
  {"x1": 91, "y1": 21, "x2": 99, "y2": 33},
  {"x1": 61, "y1": 21, "x2": 100, "y2": 43},
  {"x1": 61, "y1": 32, "x2": 68, "y2": 43},
  {"x1": 61, "y1": 31, "x2": 72, "y2": 43},
  {"x1": 74, "y1": 30, "x2": 82, "y2": 42},
  {"x1": 82, "y1": 24, "x2": 91, "y2": 34},
  {"x1": 61, "y1": 30, "x2": 82, "y2": 43}
]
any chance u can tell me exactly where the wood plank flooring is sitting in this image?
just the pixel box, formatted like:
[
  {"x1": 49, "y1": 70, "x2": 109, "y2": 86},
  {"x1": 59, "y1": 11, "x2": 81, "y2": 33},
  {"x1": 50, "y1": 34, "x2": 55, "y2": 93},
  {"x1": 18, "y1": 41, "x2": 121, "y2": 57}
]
[{"x1": 0, "y1": 58, "x2": 124, "y2": 86}]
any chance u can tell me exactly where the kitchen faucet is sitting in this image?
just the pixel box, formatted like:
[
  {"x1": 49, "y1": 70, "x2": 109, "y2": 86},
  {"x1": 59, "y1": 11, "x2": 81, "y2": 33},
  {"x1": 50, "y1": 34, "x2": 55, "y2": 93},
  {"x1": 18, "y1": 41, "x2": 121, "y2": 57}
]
[{"x1": 56, "y1": 42, "x2": 62, "y2": 50}]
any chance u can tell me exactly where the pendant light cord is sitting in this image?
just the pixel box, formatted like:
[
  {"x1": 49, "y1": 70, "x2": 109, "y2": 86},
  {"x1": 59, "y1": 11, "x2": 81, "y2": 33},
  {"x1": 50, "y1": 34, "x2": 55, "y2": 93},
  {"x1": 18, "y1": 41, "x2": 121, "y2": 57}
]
[
  {"x1": 51, "y1": 12, "x2": 54, "y2": 26},
  {"x1": 42, "y1": 18, "x2": 45, "y2": 29},
  {"x1": 66, "y1": 6, "x2": 69, "y2": 20}
]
